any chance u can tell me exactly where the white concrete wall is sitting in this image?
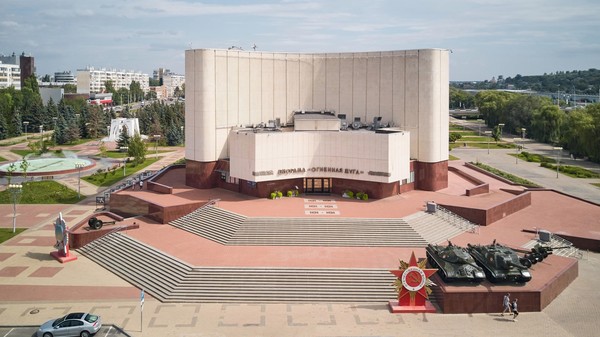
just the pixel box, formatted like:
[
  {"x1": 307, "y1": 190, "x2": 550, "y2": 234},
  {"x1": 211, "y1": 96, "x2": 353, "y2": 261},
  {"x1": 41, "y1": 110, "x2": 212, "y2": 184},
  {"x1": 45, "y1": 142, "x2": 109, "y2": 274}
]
[
  {"x1": 229, "y1": 129, "x2": 410, "y2": 183},
  {"x1": 185, "y1": 49, "x2": 449, "y2": 163}
]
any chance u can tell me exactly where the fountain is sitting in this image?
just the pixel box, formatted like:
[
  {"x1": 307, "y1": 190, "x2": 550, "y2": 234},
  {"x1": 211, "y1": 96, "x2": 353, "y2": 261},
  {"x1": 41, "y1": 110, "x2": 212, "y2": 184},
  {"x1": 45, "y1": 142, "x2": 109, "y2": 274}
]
[{"x1": 0, "y1": 150, "x2": 95, "y2": 177}]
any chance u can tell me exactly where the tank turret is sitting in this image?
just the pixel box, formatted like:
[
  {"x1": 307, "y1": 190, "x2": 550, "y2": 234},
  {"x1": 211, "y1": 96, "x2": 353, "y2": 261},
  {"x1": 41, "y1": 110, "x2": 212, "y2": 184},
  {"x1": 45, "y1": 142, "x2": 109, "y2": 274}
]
[
  {"x1": 426, "y1": 241, "x2": 486, "y2": 283},
  {"x1": 466, "y1": 240, "x2": 532, "y2": 283}
]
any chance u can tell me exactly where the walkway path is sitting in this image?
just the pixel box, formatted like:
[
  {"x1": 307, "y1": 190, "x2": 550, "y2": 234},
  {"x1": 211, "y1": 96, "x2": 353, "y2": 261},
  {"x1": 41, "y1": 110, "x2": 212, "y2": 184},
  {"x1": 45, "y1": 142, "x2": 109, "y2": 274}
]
[{"x1": 451, "y1": 119, "x2": 600, "y2": 204}]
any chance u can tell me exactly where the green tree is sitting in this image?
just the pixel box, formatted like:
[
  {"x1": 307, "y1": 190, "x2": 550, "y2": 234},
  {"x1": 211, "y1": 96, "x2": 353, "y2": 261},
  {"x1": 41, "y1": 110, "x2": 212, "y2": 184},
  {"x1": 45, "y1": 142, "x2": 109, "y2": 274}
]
[
  {"x1": 128, "y1": 133, "x2": 147, "y2": 165},
  {"x1": 474, "y1": 91, "x2": 515, "y2": 128},
  {"x1": 531, "y1": 105, "x2": 564, "y2": 144},
  {"x1": 116, "y1": 125, "x2": 130, "y2": 150},
  {"x1": 562, "y1": 109, "x2": 592, "y2": 160},
  {"x1": 449, "y1": 132, "x2": 462, "y2": 143}
]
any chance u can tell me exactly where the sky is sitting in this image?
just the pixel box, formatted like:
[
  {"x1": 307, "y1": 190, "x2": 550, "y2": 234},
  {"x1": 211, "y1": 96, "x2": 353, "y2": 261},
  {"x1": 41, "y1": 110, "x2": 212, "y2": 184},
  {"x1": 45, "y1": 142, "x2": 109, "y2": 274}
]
[{"x1": 1, "y1": 0, "x2": 599, "y2": 81}]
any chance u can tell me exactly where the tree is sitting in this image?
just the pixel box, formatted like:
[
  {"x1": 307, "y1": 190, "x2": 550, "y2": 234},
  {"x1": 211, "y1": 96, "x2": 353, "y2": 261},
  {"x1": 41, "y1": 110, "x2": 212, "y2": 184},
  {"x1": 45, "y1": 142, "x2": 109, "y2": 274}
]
[
  {"x1": 128, "y1": 133, "x2": 147, "y2": 165},
  {"x1": 116, "y1": 125, "x2": 130, "y2": 149},
  {"x1": 531, "y1": 105, "x2": 564, "y2": 144},
  {"x1": 449, "y1": 132, "x2": 462, "y2": 143}
]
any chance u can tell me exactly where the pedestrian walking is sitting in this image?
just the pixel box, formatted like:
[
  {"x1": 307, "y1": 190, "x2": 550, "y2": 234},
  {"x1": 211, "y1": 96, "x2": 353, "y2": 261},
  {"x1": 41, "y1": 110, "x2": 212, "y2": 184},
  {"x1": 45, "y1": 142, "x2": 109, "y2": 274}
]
[
  {"x1": 512, "y1": 298, "x2": 519, "y2": 321},
  {"x1": 501, "y1": 293, "x2": 511, "y2": 316},
  {"x1": 139, "y1": 179, "x2": 143, "y2": 190}
]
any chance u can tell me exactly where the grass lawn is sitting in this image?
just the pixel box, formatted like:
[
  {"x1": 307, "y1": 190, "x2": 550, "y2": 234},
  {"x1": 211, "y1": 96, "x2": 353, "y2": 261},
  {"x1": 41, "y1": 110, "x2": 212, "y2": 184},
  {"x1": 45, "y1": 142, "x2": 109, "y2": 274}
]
[
  {"x1": 0, "y1": 156, "x2": 7, "y2": 162},
  {"x1": 449, "y1": 154, "x2": 460, "y2": 161},
  {"x1": 10, "y1": 149, "x2": 32, "y2": 157},
  {"x1": 461, "y1": 136, "x2": 494, "y2": 142},
  {"x1": 470, "y1": 162, "x2": 541, "y2": 187},
  {"x1": 0, "y1": 228, "x2": 27, "y2": 243},
  {"x1": 0, "y1": 181, "x2": 81, "y2": 204},
  {"x1": 592, "y1": 183, "x2": 600, "y2": 188},
  {"x1": 83, "y1": 157, "x2": 160, "y2": 186},
  {"x1": 450, "y1": 142, "x2": 515, "y2": 150}
]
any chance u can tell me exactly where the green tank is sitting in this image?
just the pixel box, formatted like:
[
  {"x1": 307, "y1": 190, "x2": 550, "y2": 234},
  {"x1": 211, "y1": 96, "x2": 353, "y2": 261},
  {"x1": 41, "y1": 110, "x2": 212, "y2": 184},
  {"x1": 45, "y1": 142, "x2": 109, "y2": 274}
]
[
  {"x1": 467, "y1": 240, "x2": 532, "y2": 283},
  {"x1": 426, "y1": 241, "x2": 486, "y2": 283}
]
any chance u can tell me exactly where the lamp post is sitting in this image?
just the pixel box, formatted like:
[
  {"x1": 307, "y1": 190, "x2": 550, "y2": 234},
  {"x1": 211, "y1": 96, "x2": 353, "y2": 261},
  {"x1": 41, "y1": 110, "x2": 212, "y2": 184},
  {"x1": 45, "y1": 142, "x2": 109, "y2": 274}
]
[
  {"x1": 516, "y1": 128, "x2": 526, "y2": 164},
  {"x1": 553, "y1": 147, "x2": 563, "y2": 178},
  {"x1": 153, "y1": 135, "x2": 161, "y2": 156},
  {"x1": 52, "y1": 117, "x2": 58, "y2": 145},
  {"x1": 75, "y1": 162, "x2": 85, "y2": 199},
  {"x1": 180, "y1": 126, "x2": 184, "y2": 145},
  {"x1": 39, "y1": 125, "x2": 44, "y2": 149},
  {"x1": 484, "y1": 130, "x2": 492, "y2": 154},
  {"x1": 8, "y1": 184, "x2": 22, "y2": 233},
  {"x1": 23, "y1": 121, "x2": 29, "y2": 140},
  {"x1": 120, "y1": 147, "x2": 129, "y2": 176}
]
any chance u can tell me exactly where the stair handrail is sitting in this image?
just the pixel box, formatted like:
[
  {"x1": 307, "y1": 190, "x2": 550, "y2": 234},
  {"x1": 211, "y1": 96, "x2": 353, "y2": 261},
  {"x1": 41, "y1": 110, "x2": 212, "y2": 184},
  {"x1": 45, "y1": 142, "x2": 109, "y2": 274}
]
[
  {"x1": 433, "y1": 205, "x2": 480, "y2": 234},
  {"x1": 550, "y1": 233, "x2": 583, "y2": 259}
]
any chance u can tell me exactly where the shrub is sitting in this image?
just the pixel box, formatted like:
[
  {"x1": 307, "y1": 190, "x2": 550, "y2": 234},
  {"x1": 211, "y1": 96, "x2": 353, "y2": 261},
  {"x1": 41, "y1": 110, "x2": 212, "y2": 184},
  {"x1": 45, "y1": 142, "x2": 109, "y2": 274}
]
[
  {"x1": 287, "y1": 190, "x2": 293, "y2": 197},
  {"x1": 277, "y1": 191, "x2": 283, "y2": 198},
  {"x1": 270, "y1": 192, "x2": 276, "y2": 200},
  {"x1": 344, "y1": 190, "x2": 354, "y2": 198},
  {"x1": 356, "y1": 191, "x2": 364, "y2": 199},
  {"x1": 361, "y1": 193, "x2": 369, "y2": 201}
]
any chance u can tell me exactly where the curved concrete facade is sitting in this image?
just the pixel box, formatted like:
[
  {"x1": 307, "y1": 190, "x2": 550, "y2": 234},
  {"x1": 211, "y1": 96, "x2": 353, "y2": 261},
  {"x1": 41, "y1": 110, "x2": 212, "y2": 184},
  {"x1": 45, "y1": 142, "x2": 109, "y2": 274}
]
[{"x1": 185, "y1": 48, "x2": 449, "y2": 195}]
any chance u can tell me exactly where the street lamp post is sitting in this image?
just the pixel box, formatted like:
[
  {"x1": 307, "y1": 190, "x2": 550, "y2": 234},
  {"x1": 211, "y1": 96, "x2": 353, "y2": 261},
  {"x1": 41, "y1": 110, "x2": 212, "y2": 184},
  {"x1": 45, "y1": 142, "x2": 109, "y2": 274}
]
[
  {"x1": 39, "y1": 125, "x2": 44, "y2": 149},
  {"x1": 23, "y1": 121, "x2": 29, "y2": 140},
  {"x1": 8, "y1": 184, "x2": 23, "y2": 233},
  {"x1": 498, "y1": 123, "x2": 505, "y2": 140},
  {"x1": 153, "y1": 135, "x2": 161, "y2": 156},
  {"x1": 75, "y1": 162, "x2": 85, "y2": 199},
  {"x1": 553, "y1": 147, "x2": 563, "y2": 178},
  {"x1": 484, "y1": 130, "x2": 492, "y2": 154},
  {"x1": 516, "y1": 128, "x2": 526, "y2": 164},
  {"x1": 120, "y1": 147, "x2": 129, "y2": 176},
  {"x1": 52, "y1": 117, "x2": 58, "y2": 145},
  {"x1": 180, "y1": 126, "x2": 184, "y2": 145}
]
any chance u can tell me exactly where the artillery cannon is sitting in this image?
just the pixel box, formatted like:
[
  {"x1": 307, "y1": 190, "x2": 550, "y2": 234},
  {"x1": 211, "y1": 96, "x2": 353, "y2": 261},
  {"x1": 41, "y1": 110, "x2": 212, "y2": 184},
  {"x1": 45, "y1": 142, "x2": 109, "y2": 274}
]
[
  {"x1": 426, "y1": 241, "x2": 486, "y2": 283},
  {"x1": 88, "y1": 217, "x2": 116, "y2": 230},
  {"x1": 511, "y1": 244, "x2": 572, "y2": 267},
  {"x1": 466, "y1": 240, "x2": 532, "y2": 283}
]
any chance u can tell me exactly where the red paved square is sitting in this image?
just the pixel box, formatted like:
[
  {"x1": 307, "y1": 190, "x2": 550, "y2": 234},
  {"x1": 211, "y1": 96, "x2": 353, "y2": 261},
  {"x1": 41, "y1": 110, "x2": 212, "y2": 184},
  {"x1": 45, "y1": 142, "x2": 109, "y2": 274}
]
[
  {"x1": 28, "y1": 267, "x2": 63, "y2": 277},
  {"x1": 0, "y1": 266, "x2": 27, "y2": 277},
  {"x1": 0, "y1": 253, "x2": 15, "y2": 262}
]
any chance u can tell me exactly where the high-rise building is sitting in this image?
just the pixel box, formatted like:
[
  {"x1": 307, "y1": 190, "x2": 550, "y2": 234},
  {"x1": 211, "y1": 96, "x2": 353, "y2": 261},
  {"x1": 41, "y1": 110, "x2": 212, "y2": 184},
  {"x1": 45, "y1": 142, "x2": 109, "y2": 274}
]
[
  {"x1": 54, "y1": 71, "x2": 76, "y2": 84},
  {"x1": 0, "y1": 52, "x2": 35, "y2": 89},
  {"x1": 153, "y1": 68, "x2": 185, "y2": 97},
  {"x1": 76, "y1": 66, "x2": 149, "y2": 94}
]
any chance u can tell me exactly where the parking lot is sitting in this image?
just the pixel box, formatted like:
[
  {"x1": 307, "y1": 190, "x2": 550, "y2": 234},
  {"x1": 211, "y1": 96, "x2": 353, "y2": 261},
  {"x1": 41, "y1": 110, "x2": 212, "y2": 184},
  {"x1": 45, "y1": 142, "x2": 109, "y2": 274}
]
[{"x1": 0, "y1": 325, "x2": 131, "y2": 337}]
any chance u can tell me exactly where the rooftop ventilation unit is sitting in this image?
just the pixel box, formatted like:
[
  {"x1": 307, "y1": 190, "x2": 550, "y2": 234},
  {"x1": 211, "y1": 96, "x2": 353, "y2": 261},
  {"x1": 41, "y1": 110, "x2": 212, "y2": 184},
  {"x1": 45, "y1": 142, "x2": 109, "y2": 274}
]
[
  {"x1": 351, "y1": 117, "x2": 362, "y2": 130},
  {"x1": 338, "y1": 114, "x2": 348, "y2": 131}
]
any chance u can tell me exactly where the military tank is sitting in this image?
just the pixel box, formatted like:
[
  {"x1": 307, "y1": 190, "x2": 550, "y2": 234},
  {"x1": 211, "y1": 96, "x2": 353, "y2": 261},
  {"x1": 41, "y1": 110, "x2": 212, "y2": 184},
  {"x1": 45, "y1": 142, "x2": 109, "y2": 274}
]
[
  {"x1": 426, "y1": 242, "x2": 486, "y2": 283},
  {"x1": 467, "y1": 240, "x2": 532, "y2": 283}
]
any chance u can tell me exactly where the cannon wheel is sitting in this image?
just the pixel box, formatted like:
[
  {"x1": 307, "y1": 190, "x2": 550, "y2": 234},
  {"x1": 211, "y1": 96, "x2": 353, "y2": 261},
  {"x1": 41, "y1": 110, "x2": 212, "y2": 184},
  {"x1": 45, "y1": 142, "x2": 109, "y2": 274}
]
[{"x1": 89, "y1": 218, "x2": 103, "y2": 230}]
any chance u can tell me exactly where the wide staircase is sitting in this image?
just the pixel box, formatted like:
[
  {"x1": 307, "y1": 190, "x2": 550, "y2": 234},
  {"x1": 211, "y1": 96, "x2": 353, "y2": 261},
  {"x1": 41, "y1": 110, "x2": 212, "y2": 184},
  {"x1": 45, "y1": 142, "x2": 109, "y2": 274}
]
[
  {"x1": 170, "y1": 205, "x2": 428, "y2": 247},
  {"x1": 78, "y1": 205, "x2": 468, "y2": 304},
  {"x1": 78, "y1": 232, "x2": 399, "y2": 303},
  {"x1": 402, "y1": 211, "x2": 472, "y2": 245}
]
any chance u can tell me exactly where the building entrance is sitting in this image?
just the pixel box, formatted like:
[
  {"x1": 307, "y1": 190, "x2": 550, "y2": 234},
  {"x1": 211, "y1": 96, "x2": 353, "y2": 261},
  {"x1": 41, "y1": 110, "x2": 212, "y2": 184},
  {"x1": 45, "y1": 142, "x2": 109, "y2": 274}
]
[{"x1": 304, "y1": 178, "x2": 331, "y2": 194}]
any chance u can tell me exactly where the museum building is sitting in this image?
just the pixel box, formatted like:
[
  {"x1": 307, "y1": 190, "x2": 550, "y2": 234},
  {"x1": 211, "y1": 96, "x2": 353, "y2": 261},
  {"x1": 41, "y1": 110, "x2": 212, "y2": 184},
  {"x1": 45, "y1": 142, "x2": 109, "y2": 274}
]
[{"x1": 184, "y1": 48, "x2": 449, "y2": 199}]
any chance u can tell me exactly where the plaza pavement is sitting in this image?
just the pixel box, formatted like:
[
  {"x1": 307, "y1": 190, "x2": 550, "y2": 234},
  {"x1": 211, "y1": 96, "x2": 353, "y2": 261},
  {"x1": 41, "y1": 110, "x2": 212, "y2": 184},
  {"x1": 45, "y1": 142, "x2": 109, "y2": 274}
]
[{"x1": 0, "y1": 137, "x2": 599, "y2": 337}]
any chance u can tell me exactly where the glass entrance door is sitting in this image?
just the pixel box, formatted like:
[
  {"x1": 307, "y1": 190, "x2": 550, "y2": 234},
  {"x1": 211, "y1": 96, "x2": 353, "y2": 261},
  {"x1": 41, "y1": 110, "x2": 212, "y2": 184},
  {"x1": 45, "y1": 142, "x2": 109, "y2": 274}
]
[{"x1": 304, "y1": 178, "x2": 331, "y2": 194}]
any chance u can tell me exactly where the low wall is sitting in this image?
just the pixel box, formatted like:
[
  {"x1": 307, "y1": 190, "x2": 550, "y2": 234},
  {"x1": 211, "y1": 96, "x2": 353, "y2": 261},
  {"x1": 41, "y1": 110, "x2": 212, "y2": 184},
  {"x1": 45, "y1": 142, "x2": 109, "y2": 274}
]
[
  {"x1": 448, "y1": 166, "x2": 489, "y2": 196},
  {"x1": 433, "y1": 257, "x2": 578, "y2": 313},
  {"x1": 440, "y1": 191, "x2": 531, "y2": 226},
  {"x1": 68, "y1": 212, "x2": 138, "y2": 249}
]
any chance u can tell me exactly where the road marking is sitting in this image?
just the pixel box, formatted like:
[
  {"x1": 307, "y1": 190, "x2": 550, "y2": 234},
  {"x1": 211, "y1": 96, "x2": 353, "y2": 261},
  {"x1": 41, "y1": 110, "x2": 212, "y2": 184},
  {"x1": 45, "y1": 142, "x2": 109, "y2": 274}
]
[
  {"x1": 103, "y1": 326, "x2": 112, "y2": 337},
  {"x1": 3, "y1": 328, "x2": 14, "y2": 337}
]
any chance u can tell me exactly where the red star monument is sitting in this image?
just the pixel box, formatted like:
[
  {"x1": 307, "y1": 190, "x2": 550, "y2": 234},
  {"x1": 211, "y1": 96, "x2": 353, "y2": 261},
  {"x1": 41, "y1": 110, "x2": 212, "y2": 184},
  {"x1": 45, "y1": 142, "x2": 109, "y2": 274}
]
[{"x1": 389, "y1": 251, "x2": 437, "y2": 313}]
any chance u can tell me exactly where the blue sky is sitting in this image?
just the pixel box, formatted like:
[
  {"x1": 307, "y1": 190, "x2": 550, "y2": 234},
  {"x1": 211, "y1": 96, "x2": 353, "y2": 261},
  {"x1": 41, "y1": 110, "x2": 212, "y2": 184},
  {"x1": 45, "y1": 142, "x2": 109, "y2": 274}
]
[{"x1": 1, "y1": 0, "x2": 599, "y2": 81}]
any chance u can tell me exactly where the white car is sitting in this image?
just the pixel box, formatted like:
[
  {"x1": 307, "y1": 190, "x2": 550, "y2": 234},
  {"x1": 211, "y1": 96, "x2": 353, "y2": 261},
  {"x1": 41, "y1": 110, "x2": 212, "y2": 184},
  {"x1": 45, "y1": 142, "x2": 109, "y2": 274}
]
[{"x1": 37, "y1": 312, "x2": 101, "y2": 337}]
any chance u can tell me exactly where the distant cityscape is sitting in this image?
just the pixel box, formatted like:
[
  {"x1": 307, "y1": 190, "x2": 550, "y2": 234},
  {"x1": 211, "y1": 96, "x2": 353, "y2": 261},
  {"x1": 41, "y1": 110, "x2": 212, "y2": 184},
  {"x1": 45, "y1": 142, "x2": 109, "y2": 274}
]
[{"x1": 0, "y1": 51, "x2": 185, "y2": 105}]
